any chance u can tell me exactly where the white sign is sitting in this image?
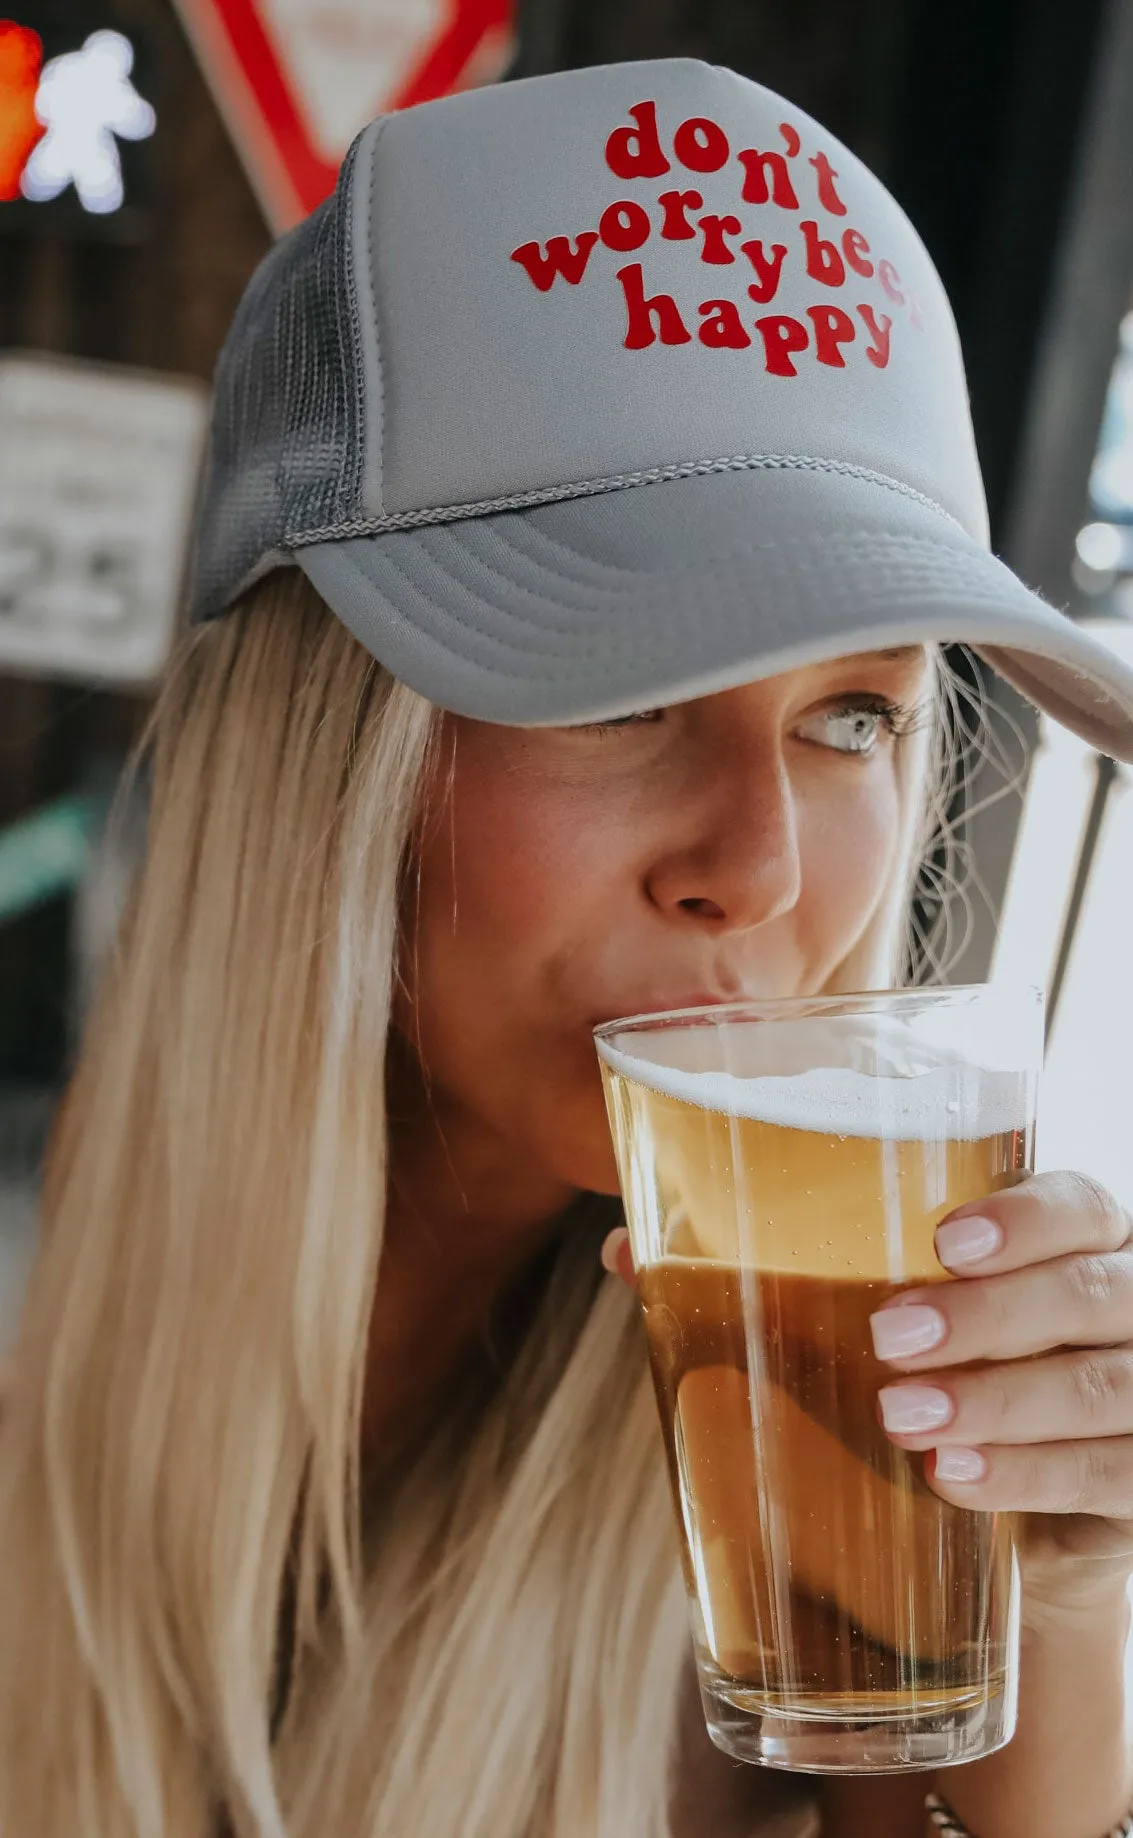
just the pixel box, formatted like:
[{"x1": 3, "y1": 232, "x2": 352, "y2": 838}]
[
  {"x1": 170, "y1": 0, "x2": 515, "y2": 231},
  {"x1": 258, "y1": 0, "x2": 446, "y2": 162},
  {"x1": 0, "y1": 354, "x2": 208, "y2": 685}
]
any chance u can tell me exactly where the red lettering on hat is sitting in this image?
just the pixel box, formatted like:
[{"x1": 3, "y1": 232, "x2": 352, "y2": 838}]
[
  {"x1": 842, "y1": 228, "x2": 873, "y2": 277},
  {"x1": 697, "y1": 213, "x2": 742, "y2": 264},
  {"x1": 737, "y1": 124, "x2": 800, "y2": 210},
  {"x1": 674, "y1": 115, "x2": 730, "y2": 173},
  {"x1": 907, "y1": 291, "x2": 924, "y2": 330},
  {"x1": 605, "y1": 101, "x2": 671, "y2": 179},
  {"x1": 754, "y1": 314, "x2": 809, "y2": 377},
  {"x1": 599, "y1": 199, "x2": 651, "y2": 252},
  {"x1": 658, "y1": 188, "x2": 703, "y2": 239},
  {"x1": 807, "y1": 304, "x2": 856, "y2": 366},
  {"x1": 878, "y1": 259, "x2": 904, "y2": 303},
  {"x1": 616, "y1": 263, "x2": 692, "y2": 348},
  {"x1": 800, "y1": 220, "x2": 846, "y2": 287},
  {"x1": 856, "y1": 302, "x2": 892, "y2": 367},
  {"x1": 698, "y1": 300, "x2": 752, "y2": 348},
  {"x1": 810, "y1": 150, "x2": 847, "y2": 216},
  {"x1": 742, "y1": 241, "x2": 788, "y2": 304},
  {"x1": 510, "y1": 231, "x2": 600, "y2": 291}
]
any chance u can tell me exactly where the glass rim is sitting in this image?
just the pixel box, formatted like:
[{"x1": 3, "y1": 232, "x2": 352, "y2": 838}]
[{"x1": 591, "y1": 981, "x2": 1044, "y2": 1042}]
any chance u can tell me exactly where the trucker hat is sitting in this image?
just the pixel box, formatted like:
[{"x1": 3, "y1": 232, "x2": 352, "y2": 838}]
[{"x1": 188, "y1": 58, "x2": 1133, "y2": 760}]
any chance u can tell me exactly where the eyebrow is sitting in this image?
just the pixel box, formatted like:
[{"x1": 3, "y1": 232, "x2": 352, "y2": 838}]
[
  {"x1": 559, "y1": 646, "x2": 932, "y2": 727},
  {"x1": 859, "y1": 645, "x2": 927, "y2": 664}
]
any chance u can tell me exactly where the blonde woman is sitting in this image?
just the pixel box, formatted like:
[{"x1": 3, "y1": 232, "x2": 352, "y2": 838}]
[{"x1": 4, "y1": 56, "x2": 1133, "y2": 1838}]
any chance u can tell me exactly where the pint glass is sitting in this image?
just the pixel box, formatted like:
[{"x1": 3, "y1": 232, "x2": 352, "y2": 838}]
[{"x1": 595, "y1": 985, "x2": 1043, "y2": 1773}]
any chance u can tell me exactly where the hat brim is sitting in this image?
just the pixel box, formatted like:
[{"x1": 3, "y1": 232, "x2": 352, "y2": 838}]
[{"x1": 296, "y1": 463, "x2": 1133, "y2": 761}]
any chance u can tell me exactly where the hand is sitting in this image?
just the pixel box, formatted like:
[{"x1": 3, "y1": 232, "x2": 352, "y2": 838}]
[
  {"x1": 868, "y1": 1170, "x2": 1133, "y2": 1607},
  {"x1": 601, "y1": 1171, "x2": 1133, "y2": 1610}
]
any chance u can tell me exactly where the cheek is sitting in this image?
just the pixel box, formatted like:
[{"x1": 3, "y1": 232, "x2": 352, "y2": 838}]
[
  {"x1": 797, "y1": 763, "x2": 903, "y2": 977},
  {"x1": 399, "y1": 754, "x2": 621, "y2": 1106}
]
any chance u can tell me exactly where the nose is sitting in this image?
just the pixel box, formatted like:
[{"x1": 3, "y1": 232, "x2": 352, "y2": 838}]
[{"x1": 645, "y1": 735, "x2": 802, "y2": 933}]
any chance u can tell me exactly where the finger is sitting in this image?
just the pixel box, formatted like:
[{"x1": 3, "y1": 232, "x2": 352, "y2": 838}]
[
  {"x1": 878, "y1": 1347, "x2": 1133, "y2": 1449},
  {"x1": 600, "y1": 1227, "x2": 636, "y2": 1287},
  {"x1": 869, "y1": 1248, "x2": 1133, "y2": 1369},
  {"x1": 926, "y1": 1435, "x2": 1133, "y2": 1519},
  {"x1": 934, "y1": 1171, "x2": 1130, "y2": 1277}
]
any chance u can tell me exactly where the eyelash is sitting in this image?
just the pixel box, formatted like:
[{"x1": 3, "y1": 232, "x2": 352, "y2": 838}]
[{"x1": 580, "y1": 696, "x2": 929, "y2": 743}]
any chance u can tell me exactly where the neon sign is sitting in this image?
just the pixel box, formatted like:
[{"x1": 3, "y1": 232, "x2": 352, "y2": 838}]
[{"x1": 0, "y1": 20, "x2": 154, "y2": 218}]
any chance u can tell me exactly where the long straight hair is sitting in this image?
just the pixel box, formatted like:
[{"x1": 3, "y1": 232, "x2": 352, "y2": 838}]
[{"x1": 0, "y1": 567, "x2": 944, "y2": 1838}]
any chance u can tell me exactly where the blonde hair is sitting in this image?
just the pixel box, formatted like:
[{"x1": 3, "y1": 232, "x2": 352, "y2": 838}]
[{"x1": 0, "y1": 567, "x2": 944, "y2": 1838}]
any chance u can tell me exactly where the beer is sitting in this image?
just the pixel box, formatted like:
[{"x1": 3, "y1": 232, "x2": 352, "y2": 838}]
[
  {"x1": 639, "y1": 1261, "x2": 1016, "y2": 1704},
  {"x1": 598, "y1": 1036, "x2": 1034, "y2": 1763}
]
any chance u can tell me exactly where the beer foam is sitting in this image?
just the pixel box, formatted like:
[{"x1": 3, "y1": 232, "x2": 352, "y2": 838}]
[{"x1": 598, "y1": 1045, "x2": 1029, "y2": 1141}]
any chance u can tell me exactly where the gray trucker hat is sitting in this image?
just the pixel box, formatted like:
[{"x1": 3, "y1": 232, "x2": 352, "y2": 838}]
[{"x1": 189, "y1": 57, "x2": 1133, "y2": 760}]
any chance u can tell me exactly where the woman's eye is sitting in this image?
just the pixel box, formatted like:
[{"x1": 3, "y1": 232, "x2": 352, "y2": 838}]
[
  {"x1": 578, "y1": 708, "x2": 665, "y2": 736},
  {"x1": 795, "y1": 700, "x2": 899, "y2": 757}
]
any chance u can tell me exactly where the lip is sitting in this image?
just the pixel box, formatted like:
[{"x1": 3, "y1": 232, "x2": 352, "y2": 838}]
[{"x1": 590, "y1": 992, "x2": 744, "y2": 1030}]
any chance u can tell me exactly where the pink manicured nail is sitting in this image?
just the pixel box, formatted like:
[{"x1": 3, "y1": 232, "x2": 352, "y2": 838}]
[
  {"x1": 878, "y1": 1384, "x2": 953, "y2": 1433},
  {"x1": 600, "y1": 1229, "x2": 628, "y2": 1274},
  {"x1": 869, "y1": 1304, "x2": 946, "y2": 1359},
  {"x1": 933, "y1": 1446, "x2": 987, "y2": 1483},
  {"x1": 935, "y1": 1214, "x2": 1003, "y2": 1268}
]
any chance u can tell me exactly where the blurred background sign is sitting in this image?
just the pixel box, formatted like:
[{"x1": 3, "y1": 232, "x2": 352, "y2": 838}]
[
  {"x1": 0, "y1": 353, "x2": 208, "y2": 685},
  {"x1": 170, "y1": 0, "x2": 516, "y2": 231}
]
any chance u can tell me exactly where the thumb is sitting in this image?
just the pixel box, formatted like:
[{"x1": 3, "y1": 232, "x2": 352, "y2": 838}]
[{"x1": 600, "y1": 1226, "x2": 637, "y2": 1288}]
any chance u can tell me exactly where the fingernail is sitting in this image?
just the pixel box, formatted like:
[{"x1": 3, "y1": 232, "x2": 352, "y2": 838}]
[
  {"x1": 935, "y1": 1214, "x2": 1003, "y2": 1268},
  {"x1": 600, "y1": 1228, "x2": 629, "y2": 1275},
  {"x1": 933, "y1": 1446, "x2": 987, "y2": 1483},
  {"x1": 869, "y1": 1304, "x2": 946, "y2": 1359},
  {"x1": 878, "y1": 1384, "x2": 953, "y2": 1433}
]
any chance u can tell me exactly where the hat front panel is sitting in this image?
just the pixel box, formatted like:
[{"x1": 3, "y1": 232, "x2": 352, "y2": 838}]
[{"x1": 360, "y1": 60, "x2": 987, "y2": 542}]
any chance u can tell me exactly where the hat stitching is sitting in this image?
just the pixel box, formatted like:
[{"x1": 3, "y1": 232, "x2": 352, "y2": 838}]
[
  {"x1": 353, "y1": 527, "x2": 1027, "y2": 662},
  {"x1": 284, "y1": 453, "x2": 965, "y2": 548},
  {"x1": 335, "y1": 547, "x2": 1080, "y2": 693},
  {"x1": 415, "y1": 516, "x2": 1015, "y2": 628},
  {"x1": 347, "y1": 115, "x2": 393, "y2": 521},
  {"x1": 477, "y1": 494, "x2": 962, "y2": 590},
  {"x1": 367, "y1": 123, "x2": 387, "y2": 521},
  {"x1": 340, "y1": 130, "x2": 366, "y2": 517}
]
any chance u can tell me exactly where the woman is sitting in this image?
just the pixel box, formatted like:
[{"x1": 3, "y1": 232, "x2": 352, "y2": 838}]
[{"x1": 3, "y1": 55, "x2": 1133, "y2": 1838}]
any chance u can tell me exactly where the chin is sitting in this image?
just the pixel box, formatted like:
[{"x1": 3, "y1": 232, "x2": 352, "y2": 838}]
[
  {"x1": 535, "y1": 1079, "x2": 624, "y2": 1197},
  {"x1": 544, "y1": 1130, "x2": 623, "y2": 1198},
  {"x1": 577, "y1": 1155, "x2": 623, "y2": 1199}
]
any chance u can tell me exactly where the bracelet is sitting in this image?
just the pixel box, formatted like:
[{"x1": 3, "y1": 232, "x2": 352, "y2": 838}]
[{"x1": 926, "y1": 1792, "x2": 1133, "y2": 1838}]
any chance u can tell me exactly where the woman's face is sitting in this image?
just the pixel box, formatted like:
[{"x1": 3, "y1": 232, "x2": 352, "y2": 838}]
[{"x1": 395, "y1": 648, "x2": 932, "y2": 1197}]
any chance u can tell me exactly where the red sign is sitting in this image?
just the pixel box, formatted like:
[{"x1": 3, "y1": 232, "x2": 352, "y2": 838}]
[{"x1": 171, "y1": 0, "x2": 515, "y2": 233}]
